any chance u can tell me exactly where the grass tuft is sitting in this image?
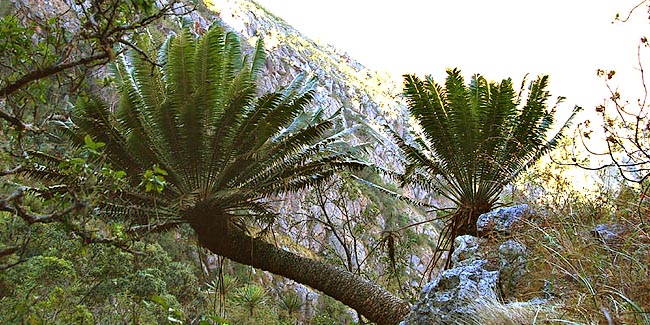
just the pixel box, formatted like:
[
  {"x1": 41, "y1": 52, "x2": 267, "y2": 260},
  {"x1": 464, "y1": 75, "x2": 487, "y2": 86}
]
[
  {"x1": 447, "y1": 298, "x2": 558, "y2": 325},
  {"x1": 507, "y1": 165, "x2": 650, "y2": 324}
]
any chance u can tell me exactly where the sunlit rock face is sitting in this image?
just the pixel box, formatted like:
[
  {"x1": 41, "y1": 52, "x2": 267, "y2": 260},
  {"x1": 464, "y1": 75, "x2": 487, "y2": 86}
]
[
  {"x1": 477, "y1": 204, "x2": 532, "y2": 236},
  {"x1": 400, "y1": 235, "x2": 499, "y2": 325}
]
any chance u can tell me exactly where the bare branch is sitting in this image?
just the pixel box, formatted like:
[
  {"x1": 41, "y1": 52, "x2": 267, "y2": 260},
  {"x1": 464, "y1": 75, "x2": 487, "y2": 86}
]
[
  {"x1": 118, "y1": 39, "x2": 162, "y2": 67},
  {"x1": 0, "y1": 245, "x2": 19, "y2": 258},
  {"x1": 0, "y1": 53, "x2": 109, "y2": 100},
  {"x1": 615, "y1": 0, "x2": 648, "y2": 23},
  {"x1": 0, "y1": 258, "x2": 27, "y2": 271},
  {"x1": 71, "y1": 228, "x2": 144, "y2": 256},
  {"x1": 0, "y1": 186, "x2": 83, "y2": 224},
  {"x1": 0, "y1": 165, "x2": 24, "y2": 176}
]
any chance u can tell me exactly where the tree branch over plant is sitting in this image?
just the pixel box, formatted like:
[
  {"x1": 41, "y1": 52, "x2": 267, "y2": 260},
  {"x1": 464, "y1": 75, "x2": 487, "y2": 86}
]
[
  {"x1": 0, "y1": 53, "x2": 110, "y2": 101},
  {"x1": 0, "y1": 0, "x2": 192, "y2": 126},
  {"x1": 0, "y1": 186, "x2": 84, "y2": 224},
  {"x1": 0, "y1": 0, "x2": 193, "y2": 284}
]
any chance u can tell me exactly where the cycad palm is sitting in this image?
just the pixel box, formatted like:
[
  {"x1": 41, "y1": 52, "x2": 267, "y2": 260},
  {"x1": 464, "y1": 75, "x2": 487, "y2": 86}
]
[
  {"x1": 73, "y1": 25, "x2": 357, "y2": 227},
  {"x1": 70, "y1": 23, "x2": 408, "y2": 324},
  {"x1": 396, "y1": 68, "x2": 579, "y2": 268}
]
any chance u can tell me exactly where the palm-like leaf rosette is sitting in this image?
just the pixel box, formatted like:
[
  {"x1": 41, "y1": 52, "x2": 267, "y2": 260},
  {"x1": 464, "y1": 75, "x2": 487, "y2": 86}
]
[
  {"x1": 395, "y1": 68, "x2": 579, "y2": 268},
  {"x1": 70, "y1": 21, "x2": 366, "y2": 233}
]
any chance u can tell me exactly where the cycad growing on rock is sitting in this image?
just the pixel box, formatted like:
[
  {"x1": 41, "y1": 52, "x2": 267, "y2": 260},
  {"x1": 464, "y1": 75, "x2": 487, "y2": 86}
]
[
  {"x1": 395, "y1": 68, "x2": 579, "y2": 268},
  {"x1": 68, "y1": 22, "x2": 409, "y2": 324}
]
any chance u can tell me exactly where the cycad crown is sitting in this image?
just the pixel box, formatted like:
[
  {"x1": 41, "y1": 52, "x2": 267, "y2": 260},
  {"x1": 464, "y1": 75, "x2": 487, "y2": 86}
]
[
  {"x1": 71, "y1": 21, "x2": 365, "y2": 228},
  {"x1": 397, "y1": 68, "x2": 579, "y2": 267}
]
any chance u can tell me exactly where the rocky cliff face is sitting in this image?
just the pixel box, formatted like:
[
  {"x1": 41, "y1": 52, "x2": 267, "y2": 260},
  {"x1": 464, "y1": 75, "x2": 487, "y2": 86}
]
[{"x1": 203, "y1": 0, "x2": 410, "y2": 167}]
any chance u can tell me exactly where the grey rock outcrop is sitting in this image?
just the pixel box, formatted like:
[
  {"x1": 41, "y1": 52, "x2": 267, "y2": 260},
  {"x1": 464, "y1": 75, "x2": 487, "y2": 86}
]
[
  {"x1": 401, "y1": 235, "x2": 499, "y2": 324},
  {"x1": 402, "y1": 206, "x2": 541, "y2": 324},
  {"x1": 451, "y1": 235, "x2": 485, "y2": 266},
  {"x1": 591, "y1": 223, "x2": 624, "y2": 244},
  {"x1": 477, "y1": 204, "x2": 531, "y2": 235},
  {"x1": 498, "y1": 239, "x2": 527, "y2": 297}
]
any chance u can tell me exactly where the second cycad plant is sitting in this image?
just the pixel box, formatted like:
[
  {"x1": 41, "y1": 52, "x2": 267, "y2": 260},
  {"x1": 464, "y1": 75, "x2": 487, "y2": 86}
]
[{"x1": 394, "y1": 68, "x2": 580, "y2": 268}]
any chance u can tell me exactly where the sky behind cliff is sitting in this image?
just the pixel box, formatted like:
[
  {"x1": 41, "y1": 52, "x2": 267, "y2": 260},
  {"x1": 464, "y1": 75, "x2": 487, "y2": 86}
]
[{"x1": 255, "y1": 0, "x2": 649, "y2": 111}]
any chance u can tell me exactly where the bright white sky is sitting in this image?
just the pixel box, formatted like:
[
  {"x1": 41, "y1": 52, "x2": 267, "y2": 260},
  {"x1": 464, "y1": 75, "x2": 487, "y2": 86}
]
[{"x1": 255, "y1": 0, "x2": 649, "y2": 111}]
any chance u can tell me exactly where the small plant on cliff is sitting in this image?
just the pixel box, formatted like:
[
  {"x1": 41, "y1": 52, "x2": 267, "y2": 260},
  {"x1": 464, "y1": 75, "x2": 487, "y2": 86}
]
[{"x1": 394, "y1": 68, "x2": 579, "y2": 268}]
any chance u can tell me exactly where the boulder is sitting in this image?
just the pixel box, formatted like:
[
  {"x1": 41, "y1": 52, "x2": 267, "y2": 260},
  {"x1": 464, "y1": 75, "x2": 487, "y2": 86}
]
[
  {"x1": 451, "y1": 235, "x2": 485, "y2": 266},
  {"x1": 401, "y1": 235, "x2": 499, "y2": 324},
  {"x1": 400, "y1": 259, "x2": 499, "y2": 324},
  {"x1": 401, "y1": 206, "x2": 548, "y2": 324},
  {"x1": 591, "y1": 223, "x2": 624, "y2": 244},
  {"x1": 498, "y1": 239, "x2": 527, "y2": 297},
  {"x1": 477, "y1": 204, "x2": 531, "y2": 235}
]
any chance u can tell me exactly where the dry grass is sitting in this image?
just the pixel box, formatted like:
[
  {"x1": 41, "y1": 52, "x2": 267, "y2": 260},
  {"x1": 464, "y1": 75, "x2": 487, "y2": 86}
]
[
  {"x1": 447, "y1": 299, "x2": 559, "y2": 325},
  {"x1": 507, "y1": 167, "x2": 650, "y2": 324}
]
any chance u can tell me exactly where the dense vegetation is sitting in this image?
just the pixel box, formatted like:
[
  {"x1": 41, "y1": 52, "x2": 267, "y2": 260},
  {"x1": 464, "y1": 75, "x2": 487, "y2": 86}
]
[{"x1": 1, "y1": 0, "x2": 648, "y2": 324}]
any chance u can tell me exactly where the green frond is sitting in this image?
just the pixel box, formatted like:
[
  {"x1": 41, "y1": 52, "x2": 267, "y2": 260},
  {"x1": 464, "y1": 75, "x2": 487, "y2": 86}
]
[
  {"x1": 102, "y1": 201, "x2": 179, "y2": 227},
  {"x1": 198, "y1": 22, "x2": 228, "y2": 89},
  {"x1": 64, "y1": 22, "x2": 361, "y2": 232},
  {"x1": 403, "y1": 74, "x2": 460, "y2": 171},
  {"x1": 226, "y1": 92, "x2": 283, "y2": 157},
  {"x1": 27, "y1": 150, "x2": 66, "y2": 167},
  {"x1": 211, "y1": 80, "x2": 325, "y2": 192},
  {"x1": 397, "y1": 69, "x2": 575, "y2": 268},
  {"x1": 205, "y1": 70, "x2": 257, "y2": 185},
  {"x1": 20, "y1": 167, "x2": 71, "y2": 185},
  {"x1": 504, "y1": 104, "x2": 582, "y2": 184},
  {"x1": 444, "y1": 69, "x2": 476, "y2": 145},
  {"x1": 228, "y1": 119, "x2": 336, "y2": 190},
  {"x1": 131, "y1": 49, "x2": 166, "y2": 113},
  {"x1": 229, "y1": 72, "x2": 316, "y2": 157},
  {"x1": 223, "y1": 31, "x2": 244, "y2": 77},
  {"x1": 30, "y1": 142, "x2": 86, "y2": 185},
  {"x1": 389, "y1": 129, "x2": 463, "y2": 200},
  {"x1": 239, "y1": 132, "x2": 366, "y2": 196},
  {"x1": 265, "y1": 159, "x2": 364, "y2": 195},
  {"x1": 349, "y1": 174, "x2": 433, "y2": 208},
  {"x1": 480, "y1": 78, "x2": 516, "y2": 152},
  {"x1": 165, "y1": 23, "x2": 196, "y2": 103},
  {"x1": 250, "y1": 37, "x2": 266, "y2": 80},
  {"x1": 262, "y1": 73, "x2": 317, "y2": 136},
  {"x1": 280, "y1": 104, "x2": 327, "y2": 138},
  {"x1": 72, "y1": 96, "x2": 143, "y2": 174},
  {"x1": 116, "y1": 81, "x2": 158, "y2": 168}
]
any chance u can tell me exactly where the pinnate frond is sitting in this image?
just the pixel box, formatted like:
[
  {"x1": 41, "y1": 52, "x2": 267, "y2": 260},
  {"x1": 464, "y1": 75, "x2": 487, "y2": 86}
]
[{"x1": 65, "y1": 23, "x2": 363, "y2": 229}]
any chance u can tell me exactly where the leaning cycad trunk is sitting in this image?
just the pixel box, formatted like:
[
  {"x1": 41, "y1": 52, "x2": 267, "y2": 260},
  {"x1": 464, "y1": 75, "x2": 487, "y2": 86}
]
[
  {"x1": 69, "y1": 23, "x2": 410, "y2": 324},
  {"x1": 188, "y1": 214, "x2": 410, "y2": 325}
]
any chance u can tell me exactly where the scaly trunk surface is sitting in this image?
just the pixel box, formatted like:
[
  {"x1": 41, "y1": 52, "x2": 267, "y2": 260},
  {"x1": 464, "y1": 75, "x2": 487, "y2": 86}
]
[{"x1": 190, "y1": 216, "x2": 410, "y2": 325}]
